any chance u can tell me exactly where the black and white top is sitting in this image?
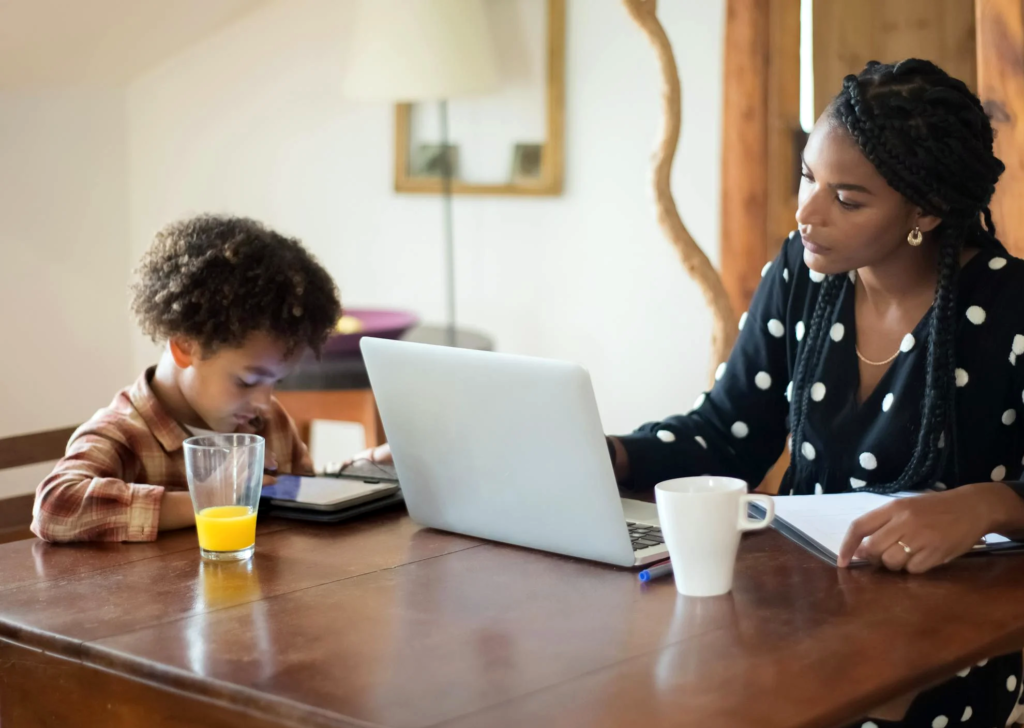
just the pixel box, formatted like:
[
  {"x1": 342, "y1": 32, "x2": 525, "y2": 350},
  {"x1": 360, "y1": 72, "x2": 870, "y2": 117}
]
[{"x1": 620, "y1": 232, "x2": 1024, "y2": 498}]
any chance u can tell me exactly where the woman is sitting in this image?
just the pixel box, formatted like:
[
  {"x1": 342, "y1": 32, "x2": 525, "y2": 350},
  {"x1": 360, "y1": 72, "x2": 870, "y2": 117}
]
[
  {"x1": 608, "y1": 59, "x2": 1024, "y2": 727},
  {"x1": 352, "y1": 59, "x2": 1024, "y2": 726}
]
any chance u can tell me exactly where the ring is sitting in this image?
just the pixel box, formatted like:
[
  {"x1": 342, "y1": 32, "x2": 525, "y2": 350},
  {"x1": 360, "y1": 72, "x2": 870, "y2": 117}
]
[{"x1": 897, "y1": 540, "x2": 913, "y2": 555}]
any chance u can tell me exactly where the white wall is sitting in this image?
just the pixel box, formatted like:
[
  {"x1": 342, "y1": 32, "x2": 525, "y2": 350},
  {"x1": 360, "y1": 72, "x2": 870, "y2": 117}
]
[
  {"x1": 0, "y1": 89, "x2": 133, "y2": 496},
  {"x1": 126, "y1": 0, "x2": 724, "y2": 436}
]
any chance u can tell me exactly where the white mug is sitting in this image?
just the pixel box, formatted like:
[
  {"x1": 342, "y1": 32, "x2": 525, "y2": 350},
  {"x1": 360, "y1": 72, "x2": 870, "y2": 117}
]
[{"x1": 654, "y1": 476, "x2": 775, "y2": 597}]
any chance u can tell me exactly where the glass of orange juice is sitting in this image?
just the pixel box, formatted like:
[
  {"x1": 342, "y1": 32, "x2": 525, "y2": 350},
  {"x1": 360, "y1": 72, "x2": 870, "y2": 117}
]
[{"x1": 184, "y1": 434, "x2": 264, "y2": 561}]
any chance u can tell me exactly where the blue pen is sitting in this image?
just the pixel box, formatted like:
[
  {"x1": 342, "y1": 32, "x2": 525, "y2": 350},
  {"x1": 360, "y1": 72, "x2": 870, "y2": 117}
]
[{"x1": 638, "y1": 561, "x2": 673, "y2": 582}]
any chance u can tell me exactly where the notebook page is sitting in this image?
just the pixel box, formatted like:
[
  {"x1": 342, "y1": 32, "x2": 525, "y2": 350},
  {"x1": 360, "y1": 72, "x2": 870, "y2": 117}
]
[
  {"x1": 770, "y1": 492, "x2": 1014, "y2": 561},
  {"x1": 771, "y1": 493, "x2": 896, "y2": 560}
]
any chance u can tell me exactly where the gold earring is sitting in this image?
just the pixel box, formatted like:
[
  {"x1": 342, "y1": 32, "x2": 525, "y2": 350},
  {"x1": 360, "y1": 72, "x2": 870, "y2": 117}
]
[{"x1": 908, "y1": 227, "x2": 923, "y2": 247}]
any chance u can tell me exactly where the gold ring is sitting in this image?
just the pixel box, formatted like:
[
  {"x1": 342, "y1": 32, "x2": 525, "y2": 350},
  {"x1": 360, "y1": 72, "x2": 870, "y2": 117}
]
[{"x1": 898, "y1": 540, "x2": 912, "y2": 555}]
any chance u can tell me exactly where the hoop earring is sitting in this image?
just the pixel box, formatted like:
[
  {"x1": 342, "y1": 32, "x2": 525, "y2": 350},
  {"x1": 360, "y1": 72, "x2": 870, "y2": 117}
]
[{"x1": 908, "y1": 227, "x2": 923, "y2": 247}]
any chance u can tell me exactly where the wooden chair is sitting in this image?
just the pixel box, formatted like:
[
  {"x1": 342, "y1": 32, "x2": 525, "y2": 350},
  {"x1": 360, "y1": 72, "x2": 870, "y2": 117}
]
[{"x1": 0, "y1": 426, "x2": 77, "y2": 544}]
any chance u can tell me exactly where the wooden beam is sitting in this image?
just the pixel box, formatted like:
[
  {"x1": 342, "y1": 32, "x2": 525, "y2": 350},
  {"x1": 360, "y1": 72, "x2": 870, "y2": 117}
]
[
  {"x1": 767, "y1": 0, "x2": 803, "y2": 255},
  {"x1": 721, "y1": 0, "x2": 801, "y2": 315},
  {"x1": 977, "y1": 0, "x2": 1024, "y2": 257},
  {"x1": 813, "y1": 0, "x2": 976, "y2": 121},
  {"x1": 720, "y1": 0, "x2": 770, "y2": 319},
  {"x1": 0, "y1": 427, "x2": 76, "y2": 471}
]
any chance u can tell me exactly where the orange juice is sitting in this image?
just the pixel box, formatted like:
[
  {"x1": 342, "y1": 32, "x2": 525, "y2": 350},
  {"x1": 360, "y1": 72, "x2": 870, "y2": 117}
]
[{"x1": 195, "y1": 505, "x2": 257, "y2": 552}]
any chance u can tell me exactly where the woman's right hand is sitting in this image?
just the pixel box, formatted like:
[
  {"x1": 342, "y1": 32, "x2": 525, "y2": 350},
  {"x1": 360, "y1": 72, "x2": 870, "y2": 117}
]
[{"x1": 342, "y1": 443, "x2": 393, "y2": 468}]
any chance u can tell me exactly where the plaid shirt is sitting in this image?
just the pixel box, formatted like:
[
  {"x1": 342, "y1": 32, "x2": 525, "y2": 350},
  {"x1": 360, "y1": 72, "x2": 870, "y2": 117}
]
[{"x1": 32, "y1": 368, "x2": 313, "y2": 543}]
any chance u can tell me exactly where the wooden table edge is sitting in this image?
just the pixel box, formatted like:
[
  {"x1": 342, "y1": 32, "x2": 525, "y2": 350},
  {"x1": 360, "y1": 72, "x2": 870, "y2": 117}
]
[
  {"x1": 0, "y1": 635, "x2": 377, "y2": 728},
  {"x1": 6, "y1": 597, "x2": 1022, "y2": 728}
]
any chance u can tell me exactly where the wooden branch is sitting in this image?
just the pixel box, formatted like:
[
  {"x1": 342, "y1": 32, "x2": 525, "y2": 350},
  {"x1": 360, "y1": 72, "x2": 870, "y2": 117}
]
[{"x1": 622, "y1": 0, "x2": 738, "y2": 381}]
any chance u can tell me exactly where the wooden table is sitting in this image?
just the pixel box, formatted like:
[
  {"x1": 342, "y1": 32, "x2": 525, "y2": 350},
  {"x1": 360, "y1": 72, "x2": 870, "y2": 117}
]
[{"x1": 2, "y1": 511, "x2": 1024, "y2": 728}]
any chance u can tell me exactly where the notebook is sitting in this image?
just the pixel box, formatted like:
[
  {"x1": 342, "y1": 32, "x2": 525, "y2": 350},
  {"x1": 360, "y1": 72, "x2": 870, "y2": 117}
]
[{"x1": 750, "y1": 491, "x2": 1024, "y2": 566}]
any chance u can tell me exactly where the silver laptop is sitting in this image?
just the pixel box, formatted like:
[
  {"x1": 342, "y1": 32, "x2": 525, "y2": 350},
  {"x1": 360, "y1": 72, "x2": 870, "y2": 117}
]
[{"x1": 361, "y1": 337, "x2": 669, "y2": 567}]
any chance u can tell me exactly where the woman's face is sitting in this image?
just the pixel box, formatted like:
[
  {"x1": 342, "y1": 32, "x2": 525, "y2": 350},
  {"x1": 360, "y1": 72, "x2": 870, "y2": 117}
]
[{"x1": 795, "y1": 115, "x2": 931, "y2": 275}]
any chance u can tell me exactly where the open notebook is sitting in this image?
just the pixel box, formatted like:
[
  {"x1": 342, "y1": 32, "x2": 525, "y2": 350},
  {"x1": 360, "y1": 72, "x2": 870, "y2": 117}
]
[{"x1": 750, "y1": 492, "x2": 1024, "y2": 566}]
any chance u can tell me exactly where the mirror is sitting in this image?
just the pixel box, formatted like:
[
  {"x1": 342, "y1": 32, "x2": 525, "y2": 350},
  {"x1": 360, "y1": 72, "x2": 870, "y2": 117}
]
[{"x1": 394, "y1": 0, "x2": 564, "y2": 196}]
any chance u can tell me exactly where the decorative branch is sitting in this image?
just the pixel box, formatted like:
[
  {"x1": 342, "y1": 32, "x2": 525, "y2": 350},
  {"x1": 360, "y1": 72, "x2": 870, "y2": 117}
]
[{"x1": 622, "y1": 0, "x2": 738, "y2": 383}]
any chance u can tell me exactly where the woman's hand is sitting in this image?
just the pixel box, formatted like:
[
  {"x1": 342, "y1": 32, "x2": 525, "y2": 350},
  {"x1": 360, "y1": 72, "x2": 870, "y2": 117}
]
[
  {"x1": 342, "y1": 443, "x2": 393, "y2": 468},
  {"x1": 837, "y1": 483, "x2": 1022, "y2": 573}
]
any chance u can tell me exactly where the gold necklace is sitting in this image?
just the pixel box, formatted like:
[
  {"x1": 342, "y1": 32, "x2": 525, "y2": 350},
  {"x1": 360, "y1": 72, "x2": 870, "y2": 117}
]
[{"x1": 856, "y1": 345, "x2": 900, "y2": 367}]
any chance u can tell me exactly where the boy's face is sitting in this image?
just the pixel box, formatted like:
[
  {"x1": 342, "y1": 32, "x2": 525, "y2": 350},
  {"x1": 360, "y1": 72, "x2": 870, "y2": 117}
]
[{"x1": 170, "y1": 333, "x2": 305, "y2": 432}]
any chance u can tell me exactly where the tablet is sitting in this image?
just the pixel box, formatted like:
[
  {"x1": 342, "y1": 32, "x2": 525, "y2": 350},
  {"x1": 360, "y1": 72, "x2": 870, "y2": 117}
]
[{"x1": 261, "y1": 475, "x2": 399, "y2": 512}]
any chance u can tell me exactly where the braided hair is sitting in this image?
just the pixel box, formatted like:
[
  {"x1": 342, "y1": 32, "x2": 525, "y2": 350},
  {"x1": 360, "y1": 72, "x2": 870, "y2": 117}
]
[{"x1": 790, "y1": 59, "x2": 1005, "y2": 494}]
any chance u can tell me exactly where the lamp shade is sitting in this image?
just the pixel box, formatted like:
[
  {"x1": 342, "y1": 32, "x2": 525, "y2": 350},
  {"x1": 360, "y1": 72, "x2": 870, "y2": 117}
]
[{"x1": 342, "y1": 0, "x2": 500, "y2": 102}]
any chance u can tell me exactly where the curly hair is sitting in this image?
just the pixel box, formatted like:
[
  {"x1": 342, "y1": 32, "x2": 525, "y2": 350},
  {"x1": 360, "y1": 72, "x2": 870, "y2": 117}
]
[
  {"x1": 789, "y1": 59, "x2": 1006, "y2": 495},
  {"x1": 131, "y1": 215, "x2": 342, "y2": 357}
]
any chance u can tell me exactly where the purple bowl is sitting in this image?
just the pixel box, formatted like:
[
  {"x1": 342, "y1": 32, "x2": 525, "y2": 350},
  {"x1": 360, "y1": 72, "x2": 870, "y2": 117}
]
[{"x1": 323, "y1": 308, "x2": 419, "y2": 357}]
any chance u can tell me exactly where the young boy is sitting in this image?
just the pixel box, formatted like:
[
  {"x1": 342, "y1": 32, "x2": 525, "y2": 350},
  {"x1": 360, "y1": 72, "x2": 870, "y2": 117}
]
[{"x1": 32, "y1": 215, "x2": 342, "y2": 542}]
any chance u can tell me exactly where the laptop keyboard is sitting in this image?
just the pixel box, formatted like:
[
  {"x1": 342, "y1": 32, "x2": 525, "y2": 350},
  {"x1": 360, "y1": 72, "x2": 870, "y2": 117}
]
[{"x1": 626, "y1": 522, "x2": 665, "y2": 551}]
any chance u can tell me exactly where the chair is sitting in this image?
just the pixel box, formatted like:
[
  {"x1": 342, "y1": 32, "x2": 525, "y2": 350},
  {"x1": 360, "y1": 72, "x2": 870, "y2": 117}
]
[{"x1": 0, "y1": 426, "x2": 77, "y2": 544}]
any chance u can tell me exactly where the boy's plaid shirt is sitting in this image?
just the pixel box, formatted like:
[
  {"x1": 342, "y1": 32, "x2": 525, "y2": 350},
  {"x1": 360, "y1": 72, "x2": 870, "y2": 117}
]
[{"x1": 32, "y1": 368, "x2": 312, "y2": 542}]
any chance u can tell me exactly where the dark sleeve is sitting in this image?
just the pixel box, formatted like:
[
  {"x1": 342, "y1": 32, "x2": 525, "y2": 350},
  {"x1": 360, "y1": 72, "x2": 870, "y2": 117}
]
[
  {"x1": 616, "y1": 237, "x2": 796, "y2": 492},
  {"x1": 1007, "y1": 350, "x2": 1024, "y2": 501},
  {"x1": 1005, "y1": 301, "x2": 1024, "y2": 501},
  {"x1": 997, "y1": 279, "x2": 1024, "y2": 502}
]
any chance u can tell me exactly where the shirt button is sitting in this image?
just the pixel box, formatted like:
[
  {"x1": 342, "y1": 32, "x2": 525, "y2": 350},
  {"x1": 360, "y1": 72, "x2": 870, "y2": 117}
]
[{"x1": 656, "y1": 430, "x2": 676, "y2": 443}]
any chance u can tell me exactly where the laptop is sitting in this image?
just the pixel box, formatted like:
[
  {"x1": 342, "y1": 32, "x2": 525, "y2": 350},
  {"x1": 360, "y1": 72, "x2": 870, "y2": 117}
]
[{"x1": 361, "y1": 337, "x2": 668, "y2": 567}]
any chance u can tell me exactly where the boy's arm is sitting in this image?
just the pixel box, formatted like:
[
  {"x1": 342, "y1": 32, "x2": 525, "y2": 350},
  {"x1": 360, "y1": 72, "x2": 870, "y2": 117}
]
[
  {"x1": 289, "y1": 429, "x2": 316, "y2": 476},
  {"x1": 276, "y1": 405, "x2": 315, "y2": 476},
  {"x1": 32, "y1": 433, "x2": 169, "y2": 543}
]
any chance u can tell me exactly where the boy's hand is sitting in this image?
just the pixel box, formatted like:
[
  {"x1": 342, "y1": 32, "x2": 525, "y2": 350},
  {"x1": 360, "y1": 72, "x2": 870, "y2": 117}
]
[
  {"x1": 158, "y1": 491, "x2": 197, "y2": 531},
  {"x1": 342, "y1": 444, "x2": 393, "y2": 468}
]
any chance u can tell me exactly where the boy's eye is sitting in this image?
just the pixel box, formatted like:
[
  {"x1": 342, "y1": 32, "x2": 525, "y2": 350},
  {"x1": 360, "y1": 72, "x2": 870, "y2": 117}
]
[{"x1": 235, "y1": 377, "x2": 258, "y2": 389}]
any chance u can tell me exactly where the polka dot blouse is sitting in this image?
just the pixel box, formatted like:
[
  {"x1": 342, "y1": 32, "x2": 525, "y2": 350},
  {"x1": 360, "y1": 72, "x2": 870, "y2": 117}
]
[{"x1": 619, "y1": 231, "x2": 1024, "y2": 500}]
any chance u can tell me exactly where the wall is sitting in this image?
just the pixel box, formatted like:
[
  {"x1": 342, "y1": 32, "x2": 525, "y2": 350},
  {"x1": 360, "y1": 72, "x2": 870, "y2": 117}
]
[
  {"x1": 0, "y1": 89, "x2": 133, "y2": 497},
  {"x1": 126, "y1": 0, "x2": 725, "y2": 437}
]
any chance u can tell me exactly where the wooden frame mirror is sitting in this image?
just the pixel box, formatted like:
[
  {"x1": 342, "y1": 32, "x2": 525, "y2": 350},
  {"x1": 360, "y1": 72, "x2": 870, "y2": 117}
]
[{"x1": 393, "y1": 0, "x2": 565, "y2": 196}]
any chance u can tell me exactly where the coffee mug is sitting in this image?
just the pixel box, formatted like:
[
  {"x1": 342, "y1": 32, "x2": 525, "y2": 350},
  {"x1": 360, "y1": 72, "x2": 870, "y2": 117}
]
[{"x1": 654, "y1": 476, "x2": 775, "y2": 597}]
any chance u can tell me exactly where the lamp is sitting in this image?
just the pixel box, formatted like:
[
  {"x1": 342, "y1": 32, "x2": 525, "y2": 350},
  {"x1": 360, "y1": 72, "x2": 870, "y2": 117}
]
[{"x1": 343, "y1": 0, "x2": 500, "y2": 345}]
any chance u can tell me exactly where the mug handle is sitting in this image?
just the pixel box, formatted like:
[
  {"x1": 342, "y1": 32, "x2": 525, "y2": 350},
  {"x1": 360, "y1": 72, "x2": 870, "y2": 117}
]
[{"x1": 738, "y1": 494, "x2": 775, "y2": 532}]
